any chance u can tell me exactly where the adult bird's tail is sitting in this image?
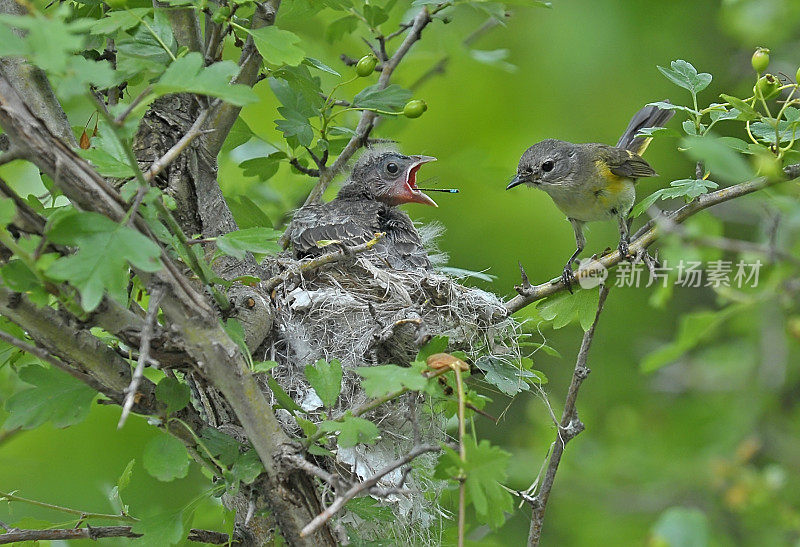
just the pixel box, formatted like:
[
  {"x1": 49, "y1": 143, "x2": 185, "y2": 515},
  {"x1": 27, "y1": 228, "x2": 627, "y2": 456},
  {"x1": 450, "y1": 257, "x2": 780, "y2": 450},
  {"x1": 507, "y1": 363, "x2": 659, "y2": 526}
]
[{"x1": 616, "y1": 101, "x2": 675, "y2": 155}]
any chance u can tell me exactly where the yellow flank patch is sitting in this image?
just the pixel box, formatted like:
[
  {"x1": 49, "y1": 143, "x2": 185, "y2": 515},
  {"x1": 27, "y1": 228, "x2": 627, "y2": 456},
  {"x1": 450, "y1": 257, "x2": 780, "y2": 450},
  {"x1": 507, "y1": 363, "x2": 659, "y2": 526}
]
[{"x1": 594, "y1": 159, "x2": 627, "y2": 208}]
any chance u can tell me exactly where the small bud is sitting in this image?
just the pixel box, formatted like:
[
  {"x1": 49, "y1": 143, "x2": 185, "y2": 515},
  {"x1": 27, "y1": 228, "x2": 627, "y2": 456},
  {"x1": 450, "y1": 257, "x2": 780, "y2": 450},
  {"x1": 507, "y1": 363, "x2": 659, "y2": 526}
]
[
  {"x1": 751, "y1": 47, "x2": 770, "y2": 73},
  {"x1": 355, "y1": 54, "x2": 378, "y2": 77},
  {"x1": 403, "y1": 99, "x2": 427, "y2": 119}
]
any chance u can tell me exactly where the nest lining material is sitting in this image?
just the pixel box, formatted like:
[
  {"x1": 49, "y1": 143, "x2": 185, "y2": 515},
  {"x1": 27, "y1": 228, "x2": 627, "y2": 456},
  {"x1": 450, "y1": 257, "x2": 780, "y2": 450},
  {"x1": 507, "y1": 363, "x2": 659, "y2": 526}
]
[{"x1": 251, "y1": 225, "x2": 523, "y2": 543}]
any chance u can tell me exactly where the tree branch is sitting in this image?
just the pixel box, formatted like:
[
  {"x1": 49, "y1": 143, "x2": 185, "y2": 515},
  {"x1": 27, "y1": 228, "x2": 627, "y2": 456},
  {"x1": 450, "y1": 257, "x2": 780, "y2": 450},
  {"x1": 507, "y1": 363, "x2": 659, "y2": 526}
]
[
  {"x1": 505, "y1": 166, "x2": 800, "y2": 314},
  {"x1": 526, "y1": 285, "x2": 610, "y2": 546},
  {"x1": 0, "y1": 525, "x2": 236, "y2": 545},
  {"x1": 301, "y1": 6, "x2": 435, "y2": 207}
]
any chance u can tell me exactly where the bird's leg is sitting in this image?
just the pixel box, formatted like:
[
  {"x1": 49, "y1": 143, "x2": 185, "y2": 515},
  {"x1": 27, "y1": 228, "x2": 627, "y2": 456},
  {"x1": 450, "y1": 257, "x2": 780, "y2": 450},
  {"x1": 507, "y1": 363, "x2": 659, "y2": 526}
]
[
  {"x1": 562, "y1": 218, "x2": 586, "y2": 292},
  {"x1": 617, "y1": 212, "x2": 632, "y2": 259}
]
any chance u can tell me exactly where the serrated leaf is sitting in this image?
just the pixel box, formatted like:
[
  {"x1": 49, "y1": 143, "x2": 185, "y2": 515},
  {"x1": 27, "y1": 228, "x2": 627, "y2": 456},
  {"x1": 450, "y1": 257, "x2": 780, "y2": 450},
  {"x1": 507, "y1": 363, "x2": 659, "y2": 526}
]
[
  {"x1": 90, "y1": 8, "x2": 152, "y2": 35},
  {"x1": 247, "y1": 26, "x2": 305, "y2": 66},
  {"x1": 475, "y1": 356, "x2": 541, "y2": 396},
  {"x1": 318, "y1": 415, "x2": 379, "y2": 447},
  {"x1": 155, "y1": 377, "x2": 191, "y2": 413},
  {"x1": 45, "y1": 210, "x2": 162, "y2": 311},
  {"x1": 356, "y1": 362, "x2": 428, "y2": 397},
  {"x1": 274, "y1": 109, "x2": 314, "y2": 147},
  {"x1": 415, "y1": 335, "x2": 448, "y2": 362},
  {"x1": 131, "y1": 509, "x2": 185, "y2": 545},
  {"x1": 216, "y1": 227, "x2": 282, "y2": 259},
  {"x1": 304, "y1": 358, "x2": 343, "y2": 408},
  {"x1": 153, "y1": 53, "x2": 257, "y2": 106},
  {"x1": 353, "y1": 84, "x2": 412, "y2": 110},
  {"x1": 681, "y1": 135, "x2": 754, "y2": 182},
  {"x1": 325, "y1": 15, "x2": 358, "y2": 42},
  {"x1": 231, "y1": 449, "x2": 264, "y2": 484},
  {"x1": 657, "y1": 60, "x2": 711, "y2": 94},
  {"x1": 719, "y1": 94, "x2": 759, "y2": 121},
  {"x1": 434, "y1": 438, "x2": 512, "y2": 529},
  {"x1": 3, "y1": 365, "x2": 96, "y2": 430},
  {"x1": 143, "y1": 432, "x2": 190, "y2": 481}
]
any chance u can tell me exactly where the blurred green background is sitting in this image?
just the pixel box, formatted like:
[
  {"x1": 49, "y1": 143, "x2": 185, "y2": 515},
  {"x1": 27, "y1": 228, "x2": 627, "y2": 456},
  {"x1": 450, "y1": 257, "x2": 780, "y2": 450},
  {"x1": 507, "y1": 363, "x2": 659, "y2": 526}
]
[{"x1": 3, "y1": 0, "x2": 800, "y2": 544}]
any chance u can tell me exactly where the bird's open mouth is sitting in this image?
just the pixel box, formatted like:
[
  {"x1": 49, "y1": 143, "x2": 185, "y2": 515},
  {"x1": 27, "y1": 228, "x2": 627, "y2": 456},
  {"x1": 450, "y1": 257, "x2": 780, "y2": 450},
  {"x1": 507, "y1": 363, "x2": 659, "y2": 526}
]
[{"x1": 402, "y1": 156, "x2": 438, "y2": 207}]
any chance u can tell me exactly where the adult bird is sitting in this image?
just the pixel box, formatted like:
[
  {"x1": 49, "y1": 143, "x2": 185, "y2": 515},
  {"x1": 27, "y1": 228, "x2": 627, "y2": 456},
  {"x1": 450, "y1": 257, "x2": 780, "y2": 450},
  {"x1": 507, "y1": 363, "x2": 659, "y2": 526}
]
[
  {"x1": 506, "y1": 102, "x2": 674, "y2": 288},
  {"x1": 287, "y1": 149, "x2": 438, "y2": 270}
]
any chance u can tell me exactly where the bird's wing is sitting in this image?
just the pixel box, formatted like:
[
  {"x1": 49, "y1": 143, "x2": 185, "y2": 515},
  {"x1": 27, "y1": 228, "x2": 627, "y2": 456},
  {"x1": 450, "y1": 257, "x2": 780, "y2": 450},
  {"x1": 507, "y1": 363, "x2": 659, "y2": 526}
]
[
  {"x1": 379, "y1": 208, "x2": 430, "y2": 269},
  {"x1": 288, "y1": 202, "x2": 378, "y2": 256},
  {"x1": 599, "y1": 145, "x2": 658, "y2": 179}
]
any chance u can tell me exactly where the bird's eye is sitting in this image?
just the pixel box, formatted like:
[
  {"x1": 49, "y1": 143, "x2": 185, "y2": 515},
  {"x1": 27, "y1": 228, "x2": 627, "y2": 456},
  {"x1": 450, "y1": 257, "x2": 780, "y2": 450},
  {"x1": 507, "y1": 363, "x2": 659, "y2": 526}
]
[
  {"x1": 386, "y1": 162, "x2": 399, "y2": 174},
  {"x1": 541, "y1": 160, "x2": 555, "y2": 172}
]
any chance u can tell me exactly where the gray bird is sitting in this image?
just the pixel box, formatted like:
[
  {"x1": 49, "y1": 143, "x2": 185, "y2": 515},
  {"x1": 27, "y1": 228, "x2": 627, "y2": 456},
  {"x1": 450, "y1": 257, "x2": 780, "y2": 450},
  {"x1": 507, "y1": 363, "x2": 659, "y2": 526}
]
[{"x1": 287, "y1": 150, "x2": 437, "y2": 270}]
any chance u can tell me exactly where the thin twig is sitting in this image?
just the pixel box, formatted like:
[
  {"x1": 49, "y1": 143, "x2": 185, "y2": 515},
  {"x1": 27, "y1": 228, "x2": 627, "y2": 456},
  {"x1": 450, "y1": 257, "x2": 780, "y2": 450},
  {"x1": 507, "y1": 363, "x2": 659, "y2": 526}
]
[
  {"x1": 143, "y1": 108, "x2": 211, "y2": 182},
  {"x1": 0, "y1": 491, "x2": 136, "y2": 522},
  {"x1": 526, "y1": 285, "x2": 610, "y2": 546},
  {"x1": 114, "y1": 85, "x2": 152, "y2": 125},
  {"x1": 506, "y1": 165, "x2": 800, "y2": 314},
  {"x1": 289, "y1": 157, "x2": 320, "y2": 177},
  {"x1": 118, "y1": 287, "x2": 164, "y2": 428},
  {"x1": 299, "y1": 444, "x2": 441, "y2": 538},
  {"x1": 0, "y1": 526, "x2": 235, "y2": 545},
  {"x1": 454, "y1": 365, "x2": 467, "y2": 547}
]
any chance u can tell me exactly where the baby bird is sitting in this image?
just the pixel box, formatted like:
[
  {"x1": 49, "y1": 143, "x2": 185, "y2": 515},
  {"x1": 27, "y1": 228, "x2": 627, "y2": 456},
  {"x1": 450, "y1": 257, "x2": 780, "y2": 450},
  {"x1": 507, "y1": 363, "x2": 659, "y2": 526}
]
[{"x1": 287, "y1": 150, "x2": 437, "y2": 270}]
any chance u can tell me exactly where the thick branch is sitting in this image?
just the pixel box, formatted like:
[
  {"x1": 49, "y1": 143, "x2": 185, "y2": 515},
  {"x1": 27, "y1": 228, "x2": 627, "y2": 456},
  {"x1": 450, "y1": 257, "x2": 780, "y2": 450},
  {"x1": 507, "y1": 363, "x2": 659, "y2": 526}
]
[
  {"x1": 0, "y1": 526, "x2": 235, "y2": 545},
  {"x1": 506, "y1": 166, "x2": 800, "y2": 314},
  {"x1": 526, "y1": 285, "x2": 610, "y2": 546}
]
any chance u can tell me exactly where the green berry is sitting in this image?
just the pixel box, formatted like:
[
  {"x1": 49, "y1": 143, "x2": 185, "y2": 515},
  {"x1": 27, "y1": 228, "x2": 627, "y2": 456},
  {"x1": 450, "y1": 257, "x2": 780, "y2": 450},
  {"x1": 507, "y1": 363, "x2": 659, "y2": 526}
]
[
  {"x1": 755, "y1": 74, "x2": 781, "y2": 100},
  {"x1": 796, "y1": 66, "x2": 800, "y2": 84},
  {"x1": 355, "y1": 55, "x2": 378, "y2": 77},
  {"x1": 403, "y1": 99, "x2": 427, "y2": 119},
  {"x1": 751, "y1": 47, "x2": 770, "y2": 73}
]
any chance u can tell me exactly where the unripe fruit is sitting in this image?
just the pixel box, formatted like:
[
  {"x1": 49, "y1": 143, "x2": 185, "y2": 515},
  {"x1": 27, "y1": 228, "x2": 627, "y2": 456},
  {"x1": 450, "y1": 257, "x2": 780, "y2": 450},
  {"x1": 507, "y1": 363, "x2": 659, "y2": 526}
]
[
  {"x1": 403, "y1": 99, "x2": 427, "y2": 118},
  {"x1": 751, "y1": 47, "x2": 770, "y2": 73},
  {"x1": 355, "y1": 55, "x2": 377, "y2": 77},
  {"x1": 755, "y1": 73, "x2": 781, "y2": 100},
  {"x1": 796, "y1": 66, "x2": 800, "y2": 84}
]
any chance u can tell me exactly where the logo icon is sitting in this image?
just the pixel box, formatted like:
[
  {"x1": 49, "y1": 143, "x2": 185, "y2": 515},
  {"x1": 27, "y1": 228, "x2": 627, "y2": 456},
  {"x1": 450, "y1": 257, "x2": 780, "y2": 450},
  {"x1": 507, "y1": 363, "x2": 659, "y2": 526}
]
[{"x1": 575, "y1": 258, "x2": 608, "y2": 289}]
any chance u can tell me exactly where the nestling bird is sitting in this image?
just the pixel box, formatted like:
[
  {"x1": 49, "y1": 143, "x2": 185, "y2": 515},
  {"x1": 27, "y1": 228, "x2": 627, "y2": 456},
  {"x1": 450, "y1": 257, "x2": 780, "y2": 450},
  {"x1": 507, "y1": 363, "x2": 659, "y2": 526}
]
[
  {"x1": 506, "y1": 102, "x2": 674, "y2": 288},
  {"x1": 287, "y1": 149, "x2": 438, "y2": 270}
]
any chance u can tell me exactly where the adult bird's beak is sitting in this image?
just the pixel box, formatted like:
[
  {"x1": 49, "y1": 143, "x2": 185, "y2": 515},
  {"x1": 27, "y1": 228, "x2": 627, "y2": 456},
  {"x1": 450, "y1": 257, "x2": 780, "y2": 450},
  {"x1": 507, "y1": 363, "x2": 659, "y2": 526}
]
[
  {"x1": 399, "y1": 155, "x2": 438, "y2": 207},
  {"x1": 506, "y1": 174, "x2": 525, "y2": 190}
]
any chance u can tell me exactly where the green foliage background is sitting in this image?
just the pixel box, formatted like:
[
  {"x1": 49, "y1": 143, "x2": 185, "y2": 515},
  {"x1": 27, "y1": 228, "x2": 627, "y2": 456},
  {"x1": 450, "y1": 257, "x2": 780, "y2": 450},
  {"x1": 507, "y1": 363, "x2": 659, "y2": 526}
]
[{"x1": 2, "y1": 0, "x2": 800, "y2": 544}]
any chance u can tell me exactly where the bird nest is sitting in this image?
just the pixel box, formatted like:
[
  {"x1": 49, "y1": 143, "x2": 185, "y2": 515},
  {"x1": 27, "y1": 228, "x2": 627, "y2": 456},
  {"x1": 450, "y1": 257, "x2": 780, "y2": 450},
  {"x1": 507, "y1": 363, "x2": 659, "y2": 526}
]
[{"x1": 249, "y1": 227, "x2": 523, "y2": 543}]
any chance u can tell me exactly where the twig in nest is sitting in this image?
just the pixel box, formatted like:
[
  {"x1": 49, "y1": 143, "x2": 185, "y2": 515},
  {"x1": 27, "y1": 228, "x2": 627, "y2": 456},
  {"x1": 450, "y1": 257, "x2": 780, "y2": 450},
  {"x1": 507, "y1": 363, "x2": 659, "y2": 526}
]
[
  {"x1": 118, "y1": 286, "x2": 164, "y2": 428},
  {"x1": 299, "y1": 444, "x2": 441, "y2": 538},
  {"x1": 263, "y1": 233, "x2": 385, "y2": 293}
]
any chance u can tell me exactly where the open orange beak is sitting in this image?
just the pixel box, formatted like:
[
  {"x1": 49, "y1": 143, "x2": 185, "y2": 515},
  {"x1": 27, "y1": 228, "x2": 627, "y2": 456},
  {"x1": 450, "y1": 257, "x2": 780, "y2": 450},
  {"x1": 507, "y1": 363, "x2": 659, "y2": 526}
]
[{"x1": 397, "y1": 155, "x2": 437, "y2": 207}]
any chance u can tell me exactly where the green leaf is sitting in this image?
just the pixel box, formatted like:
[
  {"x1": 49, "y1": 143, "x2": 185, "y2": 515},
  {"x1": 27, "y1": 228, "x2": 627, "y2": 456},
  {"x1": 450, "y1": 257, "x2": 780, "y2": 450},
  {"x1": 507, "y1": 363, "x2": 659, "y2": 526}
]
[
  {"x1": 304, "y1": 57, "x2": 340, "y2": 76},
  {"x1": 475, "y1": 356, "x2": 542, "y2": 396},
  {"x1": 247, "y1": 26, "x2": 305, "y2": 66},
  {"x1": 681, "y1": 135, "x2": 754, "y2": 183},
  {"x1": 267, "y1": 375, "x2": 304, "y2": 415},
  {"x1": 325, "y1": 15, "x2": 358, "y2": 42},
  {"x1": 719, "y1": 94, "x2": 760, "y2": 121},
  {"x1": 221, "y1": 117, "x2": 254, "y2": 153},
  {"x1": 90, "y1": 8, "x2": 152, "y2": 35},
  {"x1": 356, "y1": 362, "x2": 428, "y2": 397},
  {"x1": 231, "y1": 449, "x2": 264, "y2": 484},
  {"x1": 346, "y1": 498, "x2": 394, "y2": 522},
  {"x1": 155, "y1": 377, "x2": 191, "y2": 413},
  {"x1": 45, "y1": 210, "x2": 162, "y2": 311},
  {"x1": 415, "y1": 335, "x2": 448, "y2": 362},
  {"x1": 252, "y1": 360, "x2": 279, "y2": 373},
  {"x1": 657, "y1": 60, "x2": 711, "y2": 94},
  {"x1": 646, "y1": 101, "x2": 701, "y2": 117},
  {"x1": 0, "y1": 197, "x2": 16, "y2": 226},
  {"x1": 109, "y1": 458, "x2": 136, "y2": 514},
  {"x1": 77, "y1": 122, "x2": 136, "y2": 178},
  {"x1": 660, "y1": 179, "x2": 719, "y2": 201},
  {"x1": 641, "y1": 305, "x2": 742, "y2": 372},
  {"x1": 434, "y1": 438, "x2": 512, "y2": 529},
  {"x1": 274, "y1": 109, "x2": 314, "y2": 147},
  {"x1": 131, "y1": 509, "x2": 185, "y2": 545},
  {"x1": 651, "y1": 507, "x2": 709, "y2": 547},
  {"x1": 143, "y1": 432, "x2": 190, "y2": 481},
  {"x1": 749, "y1": 119, "x2": 799, "y2": 145},
  {"x1": 216, "y1": 227, "x2": 282, "y2": 259},
  {"x1": 3, "y1": 365, "x2": 96, "y2": 430},
  {"x1": 228, "y1": 195, "x2": 273, "y2": 229},
  {"x1": 153, "y1": 53, "x2": 257, "y2": 106},
  {"x1": 318, "y1": 415, "x2": 379, "y2": 448},
  {"x1": 199, "y1": 427, "x2": 241, "y2": 466},
  {"x1": 353, "y1": 84, "x2": 412, "y2": 110},
  {"x1": 538, "y1": 289, "x2": 600, "y2": 331},
  {"x1": 304, "y1": 358, "x2": 343, "y2": 408}
]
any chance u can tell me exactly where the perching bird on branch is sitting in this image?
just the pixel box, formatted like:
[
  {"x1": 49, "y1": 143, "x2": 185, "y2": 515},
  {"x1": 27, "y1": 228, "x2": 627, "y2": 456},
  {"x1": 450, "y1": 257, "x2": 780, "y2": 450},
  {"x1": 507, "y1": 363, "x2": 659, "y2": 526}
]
[
  {"x1": 506, "y1": 102, "x2": 675, "y2": 288},
  {"x1": 287, "y1": 150, "x2": 438, "y2": 270}
]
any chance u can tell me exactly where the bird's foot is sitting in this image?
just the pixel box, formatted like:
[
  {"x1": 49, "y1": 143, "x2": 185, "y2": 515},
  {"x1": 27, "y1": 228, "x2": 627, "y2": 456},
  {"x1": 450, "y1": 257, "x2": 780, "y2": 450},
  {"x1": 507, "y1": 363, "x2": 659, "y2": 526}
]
[{"x1": 562, "y1": 264, "x2": 576, "y2": 293}]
